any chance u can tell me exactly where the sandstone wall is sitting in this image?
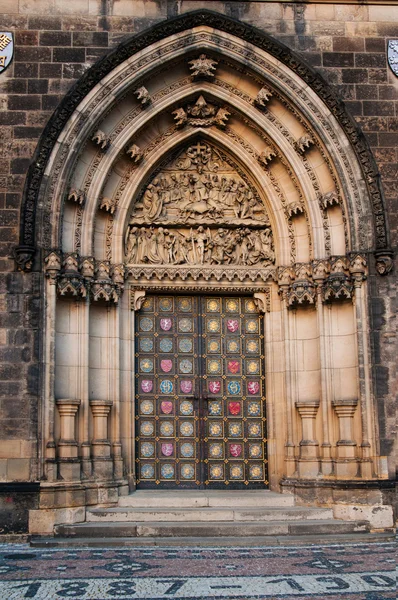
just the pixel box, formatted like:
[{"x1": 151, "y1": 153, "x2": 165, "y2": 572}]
[{"x1": 0, "y1": 1, "x2": 396, "y2": 520}]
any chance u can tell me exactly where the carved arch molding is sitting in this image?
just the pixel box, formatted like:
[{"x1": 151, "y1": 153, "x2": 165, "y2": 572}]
[{"x1": 16, "y1": 10, "x2": 393, "y2": 282}]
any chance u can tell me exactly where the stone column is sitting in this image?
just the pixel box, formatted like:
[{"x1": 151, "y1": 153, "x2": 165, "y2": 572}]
[
  {"x1": 90, "y1": 399, "x2": 113, "y2": 479},
  {"x1": 56, "y1": 398, "x2": 81, "y2": 481},
  {"x1": 79, "y1": 258, "x2": 94, "y2": 479},
  {"x1": 350, "y1": 256, "x2": 373, "y2": 478},
  {"x1": 43, "y1": 251, "x2": 62, "y2": 482},
  {"x1": 295, "y1": 400, "x2": 320, "y2": 477},
  {"x1": 313, "y1": 261, "x2": 333, "y2": 475},
  {"x1": 332, "y1": 399, "x2": 359, "y2": 478},
  {"x1": 278, "y1": 269, "x2": 296, "y2": 476}
]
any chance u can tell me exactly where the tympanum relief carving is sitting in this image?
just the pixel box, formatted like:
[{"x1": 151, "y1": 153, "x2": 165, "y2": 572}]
[{"x1": 125, "y1": 143, "x2": 275, "y2": 269}]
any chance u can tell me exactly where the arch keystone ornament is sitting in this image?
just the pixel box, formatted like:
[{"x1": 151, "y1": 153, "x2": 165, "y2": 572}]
[{"x1": 15, "y1": 10, "x2": 395, "y2": 530}]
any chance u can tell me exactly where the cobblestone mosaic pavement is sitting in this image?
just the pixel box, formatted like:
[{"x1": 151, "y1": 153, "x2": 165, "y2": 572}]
[{"x1": 0, "y1": 540, "x2": 395, "y2": 599}]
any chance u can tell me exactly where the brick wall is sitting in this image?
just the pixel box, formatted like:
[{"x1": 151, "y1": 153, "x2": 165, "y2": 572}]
[{"x1": 0, "y1": 0, "x2": 396, "y2": 488}]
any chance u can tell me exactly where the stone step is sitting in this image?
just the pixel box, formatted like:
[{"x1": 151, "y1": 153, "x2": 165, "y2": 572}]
[
  {"x1": 118, "y1": 490, "x2": 295, "y2": 509},
  {"x1": 54, "y1": 519, "x2": 369, "y2": 539},
  {"x1": 86, "y1": 506, "x2": 334, "y2": 523},
  {"x1": 32, "y1": 531, "x2": 394, "y2": 548}
]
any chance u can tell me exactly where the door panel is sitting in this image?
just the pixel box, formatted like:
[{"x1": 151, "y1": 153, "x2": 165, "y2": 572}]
[{"x1": 135, "y1": 295, "x2": 267, "y2": 489}]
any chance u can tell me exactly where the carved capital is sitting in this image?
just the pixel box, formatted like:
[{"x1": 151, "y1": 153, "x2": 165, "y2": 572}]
[
  {"x1": 312, "y1": 259, "x2": 330, "y2": 282},
  {"x1": 57, "y1": 275, "x2": 87, "y2": 298},
  {"x1": 63, "y1": 252, "x2": 79, "y2": 274},
  {"x1": 13, "y1": 245, "x2": 35, "y2": 272},
  {"x1": 95, "y1": 260, "x2": 111, "y2": 281},
  {"x1": 80, "y1": 256, "x2": 95, "y2": 279},
  {"x1": 111, "y1": 263, "x2": 125, "y2": 286},
  {"x1": 44, "y1": 250, "x2": 62, "y2": 280},
  {"x1": 349, "y1": 253, "x2": 367, "y2": 285},
  {"x1": 288, "y1": 279, "x2": 316, "y2": 308},
  {"x1": 375, "y1": 250, "x2": 394, "y2": 276},
  {"x1": 322, "y1": 273, "x2": 353, "y2": 303},
  {"x1": 277, "y1": 266, "x2": 295, "y2": 287},
  {"x1": 91, "y1": 281, "x2": 120, "y2": 303}
]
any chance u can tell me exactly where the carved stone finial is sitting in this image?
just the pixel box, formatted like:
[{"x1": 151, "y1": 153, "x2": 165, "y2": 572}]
[
  {"x1": 13, "y1": 245, "x2": 35, "y2": 272},
  {"x1": 126, "y1": 144, "x2": 143, "y2": 164},
  {"x1": 258, "y1": 146, "x2": 277, "y2": 168},
  {"x1": 172, "y1": 107, "x2": 188, "y2": 128},
  {"x1": 67, "y1": 189, "x2": 85, "y2": 206},
  {"x1": 134, "y1": 86, "x2": 151, "y2": 107},
  {"x1": 92, "y1": 129, "x2": 110, "y2": 151},
  {"x1": 255, "y1": 86, "x2": 273, "y2": 108},
  {"x1": 375, "y1": 251, "x2": 394, "y2": 276},
  {"x1": 188, "y1": 54, "x2": 218, "y2": 79},
  {"x1": 99, "y1": 196, "x2": 118, "y2": 215},
  {"x1": 295, "y1": 134, "x2": 314, "y2": 154}
]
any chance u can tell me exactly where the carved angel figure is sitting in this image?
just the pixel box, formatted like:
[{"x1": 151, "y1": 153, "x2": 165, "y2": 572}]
[
  {"x1": 126, "y1": 144, "x2": 143, "y2": 163},
  {"x1": 188, "y1": 54, "x2": 218, "y2": 78}
]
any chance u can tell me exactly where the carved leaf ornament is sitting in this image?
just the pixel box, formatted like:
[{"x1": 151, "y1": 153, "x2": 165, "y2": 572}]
[{"x1": 125, "y1": 143, "x2": 275, "y2": 270}]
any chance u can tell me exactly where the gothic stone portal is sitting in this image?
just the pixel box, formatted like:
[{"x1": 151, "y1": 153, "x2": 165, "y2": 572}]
[{"x1": 135, "y1": 295, "x2": 268, "y2": 489}]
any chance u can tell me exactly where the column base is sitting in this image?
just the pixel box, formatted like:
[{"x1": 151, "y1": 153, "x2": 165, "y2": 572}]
[
  {"x1": 297, "y1": 458, "x2": 321, "y2": 478},
  {"x1": 334, "y1": 458, "x2": 359, "y2": 478},
  {"x1": 58, "y1": 459, "x2": 81, "y2": 482}
]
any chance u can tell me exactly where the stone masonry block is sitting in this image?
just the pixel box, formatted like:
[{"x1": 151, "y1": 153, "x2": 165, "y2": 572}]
[{"x1": 333, "y1": 504, "x2": 394, "y2": 529}]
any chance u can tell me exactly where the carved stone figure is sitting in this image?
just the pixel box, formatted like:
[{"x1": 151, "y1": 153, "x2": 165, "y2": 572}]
[
  {"x1": 172, "y1": 107, "x2": 187, "y2": 128},
  {"x1": 173, "y1": 96, "x2": 230, "y2": 129},
  {"x1": 126, "y1": 144, "x2": 143, "y2": 163},
  {"x1": 125, "y1": 142, "x2": 273, "y2": 267}
]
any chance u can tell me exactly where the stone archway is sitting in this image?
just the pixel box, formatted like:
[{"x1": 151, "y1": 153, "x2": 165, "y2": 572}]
[{"x1": 20, "y1": 11, "x2": 392, "y2": 527}]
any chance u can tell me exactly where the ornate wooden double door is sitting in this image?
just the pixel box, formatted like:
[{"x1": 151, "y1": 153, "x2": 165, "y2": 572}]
[{"x1": 135, "y1": 295, "x2": 268, "y2": 488}]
